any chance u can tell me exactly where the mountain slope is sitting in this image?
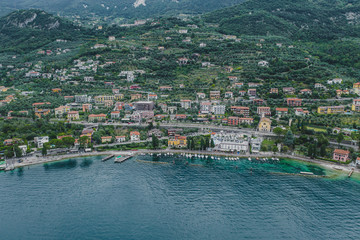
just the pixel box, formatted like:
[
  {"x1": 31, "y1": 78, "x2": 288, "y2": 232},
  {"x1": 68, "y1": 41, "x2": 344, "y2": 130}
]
[
  {"x1": 0, "y1": 0, "x2": 246, "y2": 20},
  {"x1": 0, "y1": 10, "x2": 85, "y2": 53},
  {"x1": 204, "y1": 0, "x2": 360, "y2": 40}
]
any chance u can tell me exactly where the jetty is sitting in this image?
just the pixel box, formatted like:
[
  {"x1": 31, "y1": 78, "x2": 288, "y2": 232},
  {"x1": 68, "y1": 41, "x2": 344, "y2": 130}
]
[
  {"x1": 348, "y1": 168, "x2": 354, "y2": 178},
  {"x1": 102, "y1": 155, "x2": 115, "y2": 162},
  {"x1": 114, "y1": 155, "x2": 133, "y2": 163}
]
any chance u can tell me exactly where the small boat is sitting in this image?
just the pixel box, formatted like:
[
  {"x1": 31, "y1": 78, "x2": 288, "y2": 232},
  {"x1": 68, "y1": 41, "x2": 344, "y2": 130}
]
[
  {"x1": 248, "y1": 157, "x2": 251, "y2": 161},
  {"x1": 300, "y1": 172, "x2": 314, "y2": 175}
]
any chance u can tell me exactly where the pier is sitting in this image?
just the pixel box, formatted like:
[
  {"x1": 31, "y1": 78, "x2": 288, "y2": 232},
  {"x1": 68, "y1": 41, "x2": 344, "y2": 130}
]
[
  {"x1": 348, "y1": 168, "x2": 354, "y2": 178},
  {"x1": 114, "y1": 155, "x2": 134, "y2": 163},
  {"x1": 102, "y1": 155, "x2": 115, "y2": 162}
]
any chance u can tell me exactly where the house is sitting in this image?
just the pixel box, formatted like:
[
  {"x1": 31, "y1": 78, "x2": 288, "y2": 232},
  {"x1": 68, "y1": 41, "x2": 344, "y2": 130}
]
[
  {"x1": 300, "y1": 89, "x2": 312, "y2": 95},
  {"x1": 356, "y1": 157, "x2": 360, "y2": 165},
  {"x1": 130, "y1": 131, "x2": 140, "y2": 141},
  {"x1": 82, "y1": 104, "x2": 92, "y2": 112},
  {"x1": 111, "y1": 111, "x2": 120, "y2": 119},
  {"x1": 317, "y1": 106, "x2": 344, "y2": 114},
  {"x1": 234, "y1": 83, "x2": 243, "y2": 88},
  {"x1": 197, "y1": 93, "x2": 206, "y2": 99},
  {"x1": 238, "y1": 90, "x2": 246, "y2": 96},
  {"x1": 276, "y1": 108, "x2": 288, "y2": 117},
  {"x1": 295, "y1": 108, "x2": 309, "y2": 116},
  {"x1": 351, "y1": 99, "x2": 360, "y2": 112},
  {"x1": 175, "y1": 114, "x2": 187, "y2": 120},
  {"x1": 131, "y1": 94, "x2": 142, "y2": 101},
  {"x1": 52, "y1": 88, "x2": 62, "y2": 93},
  {"x1": 67, "y1": 111, "x2": 80, "y2": 120},
  {"x1": 353, "y1": 82, "x2": 360, "y2": 95},
  {"x1": 34, "y1": 136, "x2": 49, "y2": 148},
  {"x1": 225, "y1": 92, "x2": 233, "y2": 99},
  {"x1": 210, "y1": 91, "x2": 221, "y2": 100},
  {"x1": 270, "y1": 88, "x2": 279, "y2": 94},
  {"x1": 148, "y1": 94, "x2": 158, "y2": 100},
  {"x1": 228, "y1": 76, "x2": 238, "y2": 81},
  {"x1": 257, "y1": 107, "x2": 271, "y2": 116},
  {"x1": 168, "y1": 128, "x2": 183, "y2": 137},
  {"x1": 228, "y1": 117, "x2": 253, "y2": 126},
  {"x1": 258, "y1": 61, "x2": 269, "y2": 67},
  {"x1": 231, "y1": 106, "x2": 249, "y2": 117},
  {"x1": 148, "y1": 129, "x2": 163, "y2": 138},
  {"x1": 251, "y1": 138, "x2": 263, "y2": 153},
  {"x1": 258, "y1": 118, "x2": 272, "y2": 132},
  {"x1": 253, "y1": 99, "x2": 265, "y2": 105},
  {"x1": 200, "y1": 102, "x2": 212, "y2": 114},
  {"x1": 159, "y1": 86, "x2": 173, "y2": 91},
  {"x1": 134, "y1": 101, "x2": 154, "y2": 111},
  {"x1": 315, "y1": 83, "x2": 326, "y2": 90},
  {"x1": 101, "y1": 136, "x2": 112, "y2": 144},
  {"x1": 35, "y1": 109, "x2": 50, "y2": 118},
  {"x1": 94, "y1": 95, "x2": 115, "y2": 104},
  {"x1": 248, "y1": 89, "x2": 257, "y2": 96},
  {"x1": 55, "y1": 106, "x2": 71, "y2": 117},
  {"x1": 333, "y1": 149, "x2": 350, "y2": 162},
  {"x1": 287, "y1": 98, "x2": 302, "y2": 107},
  {"x1": 327, "y1": 78, "x2": 342, "y2": 85},
  {"x1": 168, "y1": 106, "x2": 177, "y2": 114},
  {"x1": 283, "y1": 87, "x2": 295, "y2": 95},
  {"x1": 75, "y1": 95, "x2": 89, "y2": 103},
  {"x1": 168, "y1": 135, "x2": 187, "y2": 148},
  {"x1": 180, "y1": 100, "x2": 192, "y2": 109},
  {"x1": 88, "y1": 114, "x2": 106, "y2": 122},
  {"x1": 115, "y1": 136, "x2": 126, "y2": 143}
]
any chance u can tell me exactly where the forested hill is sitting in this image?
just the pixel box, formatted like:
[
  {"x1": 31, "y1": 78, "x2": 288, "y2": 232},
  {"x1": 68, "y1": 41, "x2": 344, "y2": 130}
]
[
  {"x1": 0, "y1": 0, "x2": 246, "y2": 20},
  {"x1": 204, "y1": 0, "x2": 360, "y2": 40},
  {"x1": 0, "y1": 10, "x2": 88, "y2": 53}
]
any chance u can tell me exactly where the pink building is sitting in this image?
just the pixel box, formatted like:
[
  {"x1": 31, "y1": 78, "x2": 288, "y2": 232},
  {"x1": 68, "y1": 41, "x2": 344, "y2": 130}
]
[{"x1": 333, "y1": 149, "x2": 350, "y2": 162}]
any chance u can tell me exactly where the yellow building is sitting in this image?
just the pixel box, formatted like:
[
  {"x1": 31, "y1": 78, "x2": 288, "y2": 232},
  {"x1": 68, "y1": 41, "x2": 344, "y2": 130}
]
[
  {"x1": 352, "y1": 99, "x2": 360, "y2": 112},
  {"x1": 258, "y1": 117, "x2": 272, "y2": 132},
  {"x1": 52, "y1": 88, "x2": 62, "y2": 93},
  {"x1": 354, "y1": 82, "x2": 360, "y2": 95},
  {"x1": 168, "y1": 135, "x2": 187, "y2": 148},
  {"x1": 94, "y1": 95, "x2": 115, "y2": 104},
  {"x1": 317, "y1": 106, "x2": 344, "y2": 114}
]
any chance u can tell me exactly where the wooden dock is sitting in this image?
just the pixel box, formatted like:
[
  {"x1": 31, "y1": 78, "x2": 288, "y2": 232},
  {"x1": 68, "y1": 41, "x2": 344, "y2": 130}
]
[
  {"x1": 114, "y1": 155, "x2": 133, "y2": 163},
  {"x1": 348, "y1": 168, "x2": 354, "y2": 178},
  {"x1": 102, "y1": 155, "x2": 115, "y2": 162}
]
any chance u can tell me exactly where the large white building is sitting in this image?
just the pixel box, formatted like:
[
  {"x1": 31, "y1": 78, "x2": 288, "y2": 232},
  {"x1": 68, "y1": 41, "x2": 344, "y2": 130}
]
[
  {"x1": 34, "y1": 136, "x2": 49, "y2": 148},
  {"x1": 212, "y1": 105, "x2": 226, "y2": 115},
  {"x1": 211, "y1": 132, "x2": 249, "y2": 153}
]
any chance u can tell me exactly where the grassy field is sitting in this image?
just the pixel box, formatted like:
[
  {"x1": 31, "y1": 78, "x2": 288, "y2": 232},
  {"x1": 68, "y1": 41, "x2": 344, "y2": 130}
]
[{"x1": 306, "y1": 126, "x2": 327, "y2": 133}]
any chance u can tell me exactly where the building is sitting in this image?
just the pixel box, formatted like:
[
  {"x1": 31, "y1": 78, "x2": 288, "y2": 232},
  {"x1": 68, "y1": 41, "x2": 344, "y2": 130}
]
[
  {"x1": 283, "y1": 87, "x2": 295, "y2": 95},
  {"x1": 94, "y1": 95, "x2": 115, "y2": 104},
  {"x1": 225, "y1": 92, "x2": 233, "y2": 98},
  {"x1": 75, "y1": 95, "x2": 89, "y2": 103},
  {"x1": 148, "y1": 129, "x2": 163, "y2": 138},
  {"x1": 327, "y1": 78, "x2": 342, "y2": 85},
  {"x1": 231, "y1": 106, "x2": 250, "y2": 117},
  {"x1": 67, "y1": 111, "x2": 80, "y2": 120},
  {"x1": 148, "y1": 94, "x2": 158, "y2": 100},
  {"x1": 197, "y1": 93, "x2": 206, "y2": 99},
  {"x1": 168, "y1": 135, "x2": 187, "y2": 148},
  {"x1": 250, "y1": 138, "x2": 263, "y2": 153},
  {"x1": 82, "y1": 104, "x2": 92, "y2": 112},
  {"x1": 200, "y1": 102, "x2": 212, "y2": 114},
  {"x1": 212, "y1": 105, "x2": 226, "y2": 115},
  {"x1": 134, "y1": 101, "x2": 154, "y2": 111},
  {"x1": 130, "y1": 131, "x2": 140, "y2": 141},
  {"x1": 180, "y1": 100, "x2": 192, "y2": 109},
  {"x1": 270, "y1": 88, "x2": 279, "y2": 94},
  {"x1": 34, "y1": 136, "x2": 49, "y2": 148},
  {"x1": 258, "y1": 118, "x2": 272, "y2": 132},
  {"x1": 131, "y1": 94, "x2": 142, "y2": 101},
  {"x1": 111, "y1": 111, "x2": 120, "y2": 119},
  {"x1": 300, "y1": 89, "x2": 312, "y2": 95},
  {"x1": 287, "y1": 98, "x2": 302, "y2": 107},
  {"x1": 276, "y1": 108, "x2": 288, "y2": 117},
  {"x1": 248, "y1": 89, "x2": 257, "y2": 97},
  {"x1": 115, "y1": 136, "x2": 126, "y2": 143},
  {"x1": 55, "y1": 105, "x2": 71, "y2": 117},
  {"x1": 228, "y1": 117, "x2": 253, "y2": 126},
  {"x1": 353, "y1": 82, "x2": 360, "y2": 95},
  {"x1": 88, "y1": 114, "x2": 106, "y2": 122},
  {"x1": 210, "y1": 91, "x2": 221, "y2": 100},
  {"x1": 211, "y1": 132, "x2": 249, "y2": 153},
  {"x1": 257, "y1": 107, "x2": 271, "y2": 116},
  {"x1": 159, "y1": 86, "x2": 173, "y2": 91},
  {"x1": 317, "y1": 106, "x2": 344, "y2": 114},
  {"x1": 351, "y1": 99, "x2": 360, "y2": 112},
  {"x1": 101, "y1": 136, "x2": 112, "y2": 144},
  {"x1": 295, "y1": 108, "x2": 309, "y2": 116},
  {"x1": 35, "y1": 109, "x2": 50, "y2": 118},
  {"x1": 333, "y1": 149, "x2": 350, "y2": 162}
]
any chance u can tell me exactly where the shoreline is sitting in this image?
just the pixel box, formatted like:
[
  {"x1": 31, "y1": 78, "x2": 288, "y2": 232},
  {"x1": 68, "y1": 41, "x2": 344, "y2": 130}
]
[{"x1": 2, "y1": 149, "x2": 358, "y2": 175}]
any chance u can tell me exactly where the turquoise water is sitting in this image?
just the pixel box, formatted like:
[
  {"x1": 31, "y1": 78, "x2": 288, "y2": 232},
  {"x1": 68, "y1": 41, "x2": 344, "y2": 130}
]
[{"x1": 0, "y1": 155, "x2": 360, "y2": 240}]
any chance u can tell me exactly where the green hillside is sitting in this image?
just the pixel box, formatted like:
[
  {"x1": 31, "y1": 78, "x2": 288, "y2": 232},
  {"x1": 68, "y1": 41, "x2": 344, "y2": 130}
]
[{"x1": 204, "y1": 0, "x2": 360, "y2": 40}]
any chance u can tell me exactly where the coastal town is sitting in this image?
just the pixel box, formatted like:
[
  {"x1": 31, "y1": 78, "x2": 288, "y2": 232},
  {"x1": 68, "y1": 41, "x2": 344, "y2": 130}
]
[{"x1": 0, "y1": 12, "x2": 360, "y2": 171}]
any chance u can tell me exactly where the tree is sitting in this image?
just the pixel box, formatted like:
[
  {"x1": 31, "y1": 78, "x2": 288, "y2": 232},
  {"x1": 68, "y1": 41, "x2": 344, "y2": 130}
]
[
  {"x1": 14, "y1": 145, "x2": 22, "y2": 158},
  {"x1": 200, "y1": 137, "x2": 205, "y2": 150},
  {"x1": 210, "y1": 139, "x2": 215, "y2": 148},
  {"x1": 5, "y1": 148, "x2": 14, "y2": 159},
  {"x1": 273, "y1": 127, "x2": 284, "y2": 137},
  {"x1": 272, "y1": 145, "x2": 279, "y2": 153},
  {"x1": 284, "y1": 130, "x2": 294, "y2": 147},
  {"x1": 42, "y1": 147, "x2": 47, "y2": 156},
  {"x1": 62, "y1": 137, "x2": 75, "y2": 148},
  {"x1": 79, "y1": 136, "x2": 89, "y2": 148},
  {"x1": 151, "y1": 134, "x2": 159, "y2": 149},
  {"x1": 336, "y1": 133, "x2": 344, "y2": 147}
]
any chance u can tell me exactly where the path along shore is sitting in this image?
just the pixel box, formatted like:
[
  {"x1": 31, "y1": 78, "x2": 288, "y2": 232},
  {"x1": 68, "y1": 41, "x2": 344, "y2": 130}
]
[{"x1": 2, "y1": 149, "x2": 358, "y2": 174}]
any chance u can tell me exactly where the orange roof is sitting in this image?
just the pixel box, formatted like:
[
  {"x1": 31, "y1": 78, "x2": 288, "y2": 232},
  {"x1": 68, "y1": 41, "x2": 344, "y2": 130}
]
[
  {"x1": 334, "y1": 149, "x2": 350, "y2": 155},
  {"x1": 276, "y1": 108, "x2": 288, "y2": 112},
  {"x1": 130, "y1": 131, "x2": 140, "y2": 135}
]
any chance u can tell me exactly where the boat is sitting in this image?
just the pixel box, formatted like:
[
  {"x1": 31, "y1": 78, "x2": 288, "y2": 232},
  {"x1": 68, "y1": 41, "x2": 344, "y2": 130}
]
[
  {"x1": 300, "y1": 172, "x2": 314, "y2": 175},
  {"x1": 248, "y1": 157, "x2": 251, "y2": 161}
]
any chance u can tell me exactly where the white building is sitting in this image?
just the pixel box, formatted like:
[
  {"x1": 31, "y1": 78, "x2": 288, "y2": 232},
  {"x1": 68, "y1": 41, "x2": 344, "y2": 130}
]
[
  {"x1": 34, "y1": 136, "x2": 49, "y2": 148},
  {"x1": 212, "y1": 105, "x2": 226, "y2": 115},
  {"x1": 200, "y1": 102, "x2": 212, "y2": 114},
  {"x1": 211, "y1": 132, "x2": 249, "y2": 153},
  {"x1": 180, "y1": 100, "x2": 192, "y2": 109},
  {"x1": 327, "y1": 78, "x2": 342, "y2": 85}
]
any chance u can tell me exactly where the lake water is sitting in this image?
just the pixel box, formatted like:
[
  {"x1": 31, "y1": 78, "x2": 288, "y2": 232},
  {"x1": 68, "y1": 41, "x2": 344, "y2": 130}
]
[{"x1": 1, "y1": 155, "x2": 360, "y2": 240}]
